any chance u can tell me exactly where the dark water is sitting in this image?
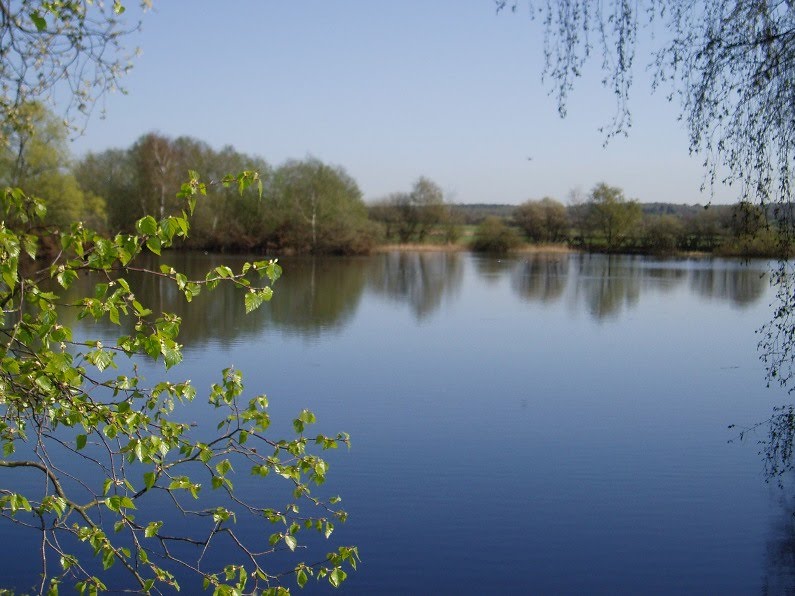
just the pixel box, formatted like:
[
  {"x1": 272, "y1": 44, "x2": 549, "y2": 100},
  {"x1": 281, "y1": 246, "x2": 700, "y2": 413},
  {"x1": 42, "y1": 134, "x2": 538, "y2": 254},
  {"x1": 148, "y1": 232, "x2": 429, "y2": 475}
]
[{"x1": 3, "y1": 251, "x2": 794, "y2": 594}]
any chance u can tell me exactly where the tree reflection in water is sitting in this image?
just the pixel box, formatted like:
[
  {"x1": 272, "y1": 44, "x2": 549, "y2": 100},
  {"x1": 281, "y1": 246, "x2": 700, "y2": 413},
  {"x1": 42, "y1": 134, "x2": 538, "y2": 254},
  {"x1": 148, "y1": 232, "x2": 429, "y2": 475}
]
[
  {"x1": 366, "y1": 251, "x2": 464, "y2": 320},
  {"x1": 473, "y1": 252, "x2": 767, "y2": 320},
  {"x1": 57, "y1": 251, "x2": 770, "y2": 341},
  {"x1": 569, "y1": 254, "x2": 643, "y2": 320},
  {"x1": 511, "y1": 254, "x2": 569, "y2": 304},
  {"x1": 472, "y1": 254, "x2": 515, "y2": 282},
  {"x1": 690, "y1": 263, "x2": 768, "y2": 307}
]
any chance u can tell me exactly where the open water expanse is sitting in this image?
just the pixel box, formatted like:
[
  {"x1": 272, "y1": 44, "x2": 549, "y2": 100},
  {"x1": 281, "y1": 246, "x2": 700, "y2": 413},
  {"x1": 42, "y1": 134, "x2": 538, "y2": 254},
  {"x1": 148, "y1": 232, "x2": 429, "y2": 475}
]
[{"x1": 3, "y1": 251, "x2": 795, "y2": 594}]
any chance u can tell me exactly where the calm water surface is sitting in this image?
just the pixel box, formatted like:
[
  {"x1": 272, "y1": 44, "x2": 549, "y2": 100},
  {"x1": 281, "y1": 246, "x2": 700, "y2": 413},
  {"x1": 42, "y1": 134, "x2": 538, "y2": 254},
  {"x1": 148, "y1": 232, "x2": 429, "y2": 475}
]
[{"x1": 4, "y1": 252, "x2": 794, "y2": 594}]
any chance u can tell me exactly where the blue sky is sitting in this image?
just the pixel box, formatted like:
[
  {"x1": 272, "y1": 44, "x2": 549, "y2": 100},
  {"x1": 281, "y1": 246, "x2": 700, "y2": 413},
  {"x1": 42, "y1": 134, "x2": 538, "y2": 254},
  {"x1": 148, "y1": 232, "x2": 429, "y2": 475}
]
[{"x1": 69, "y1": 1, "x2": 732, "y2": 205}]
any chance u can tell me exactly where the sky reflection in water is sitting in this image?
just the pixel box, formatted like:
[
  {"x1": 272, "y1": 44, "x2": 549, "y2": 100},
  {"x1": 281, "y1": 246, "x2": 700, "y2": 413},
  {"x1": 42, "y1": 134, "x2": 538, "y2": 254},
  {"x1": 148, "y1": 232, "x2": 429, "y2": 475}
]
[{"x1": 2, "y1": 252, "x2": 791, "y2": 594}]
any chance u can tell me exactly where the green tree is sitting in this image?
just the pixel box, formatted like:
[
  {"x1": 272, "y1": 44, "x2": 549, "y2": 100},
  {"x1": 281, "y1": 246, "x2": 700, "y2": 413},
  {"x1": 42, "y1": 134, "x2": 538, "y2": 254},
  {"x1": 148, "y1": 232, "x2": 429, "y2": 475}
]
[
  {"x1": 75, "y1": 136, "x2": 274, "y2": 250},
  {"x1": 74, "y1": 148, "x2": 138, "y2": 232},
  {"x1": 471, "y1": 216, "x2": 521, "y2": 254},
  {"x1": 717, "y1": 201, "x2": 784, "y2": 257},
  {"x1": 513, "y1": 197, "x2": 568, "y2": 243},
  {"x1": 378, "y1": 177, "x2": 449, "y2": 244},
  {"x1": 269, "y1": 158, "x2": 376, "y2": 254},
  {"x1": 130, "y1": 132, "x2": 190, "y2": 221},
  {"x1": 679, "y1": 206, "x2": 728, "y2": 252},
  {"x1": 367, "y1": 198, "x2": 400, "y2": 240},
  {"x1": 641, "y1": 214, "x2": 683, "y2": 255},
  {"x1": 727, "y1": 201, "x2": 767, "y2": 239},
  {"x1": 188, "y1": 144, "x2": 272, "y2": 250},
  {"x1": 0, "y1": 103, "x2": 106, "y2": 230},
  {"x1": 0, "y1": 2, "x2": 357, "y2": 593},
  {"x1": 409, "y1": 177, "x2": 448, "y2": 242},
  {"x1": 585, "y1": 183, "x2": 641, "y2": 252}
]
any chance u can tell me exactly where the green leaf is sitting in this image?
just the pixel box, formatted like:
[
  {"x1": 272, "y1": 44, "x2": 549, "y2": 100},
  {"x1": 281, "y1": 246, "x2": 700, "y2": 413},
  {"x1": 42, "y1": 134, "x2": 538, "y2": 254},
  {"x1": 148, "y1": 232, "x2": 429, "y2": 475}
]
[
  {"x1": 296, "y1": 568, "x2": 308, "y2": 588},
  {"x1": 143, "y1": 471, "x2": 156, "y2": 490},
  {"x1": 216, "y1": 459, "x2": 232, "y2": 476},
  {"x1": 11, "y1": 493, "x2": 31, "y2": 512},
  {"x1": 134, "y1": 440, "x2": 143, "y2": 462},
  {"x1": 144, "y1": 521, "x2": 162, "y2": 538},
  {"x1": 132, "y1": 300, "x2": 152, "y2": 317},
  {"x1": 266, "y1": 261, "x2": 282, "y2": 283},
  {"x1": 284, "y1": 534, "x2": 297, "y2": 552},
  {"x1": 244, "y1": 291, "x2": 263, "y2": 314},
  {"x1": 329, "y1": 568, "x2": 347, "y2": 588},
  {"x1": 146, "y1": 236, "x2": 161, "y2": 255},
  {"x1": 76, "y1": 434, "x2": 87, "y2": 450},
  {"x1": 56, "y1": 269, "x2": 78, "y2": 289},
  {"x1": 136, "y1": 216, "x2": 158, "y2": 236},
  {"x1": 105, "y1": 496, "x2": 120, "y2": 512},
  {"x1": 102, "y1": 549, "x2": 115, "y2": 570},
  {"x1": 161, "y1": 343, "x2": 183, "y2": 369},
  {"x1": 30, "y1": 11, "x2": 46, "y2": 31}
]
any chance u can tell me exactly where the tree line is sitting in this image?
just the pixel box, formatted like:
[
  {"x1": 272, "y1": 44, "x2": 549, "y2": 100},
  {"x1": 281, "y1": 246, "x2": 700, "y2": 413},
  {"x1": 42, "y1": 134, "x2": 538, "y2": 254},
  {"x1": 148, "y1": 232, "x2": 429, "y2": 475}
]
[
  {"x1": 469, "y1": 183, "x2": 792, "y2": 257},
  {"x1": 5, "y1": 105, "x2": 788, "y2": 258},
  {"x1": 3, "y1": 105, "x2": 379, "y2": 254}
]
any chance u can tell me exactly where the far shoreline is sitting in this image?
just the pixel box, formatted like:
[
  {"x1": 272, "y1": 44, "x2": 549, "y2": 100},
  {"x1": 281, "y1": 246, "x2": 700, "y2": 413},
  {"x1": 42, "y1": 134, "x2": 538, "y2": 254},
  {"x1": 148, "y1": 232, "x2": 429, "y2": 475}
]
[
  {"x1": 371, "y1": 243, "x2": 728, "y2": 259},
  {"x1": 373, "y1": 242, "x2": 577, "y2": 254}
]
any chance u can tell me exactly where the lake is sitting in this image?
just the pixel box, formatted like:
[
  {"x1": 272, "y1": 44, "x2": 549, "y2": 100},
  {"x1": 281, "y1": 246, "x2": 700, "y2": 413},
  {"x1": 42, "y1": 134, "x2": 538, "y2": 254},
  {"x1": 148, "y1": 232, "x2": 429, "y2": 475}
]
[{"x1": 3, "y1": 251, "x2": 793, "y2": 594}]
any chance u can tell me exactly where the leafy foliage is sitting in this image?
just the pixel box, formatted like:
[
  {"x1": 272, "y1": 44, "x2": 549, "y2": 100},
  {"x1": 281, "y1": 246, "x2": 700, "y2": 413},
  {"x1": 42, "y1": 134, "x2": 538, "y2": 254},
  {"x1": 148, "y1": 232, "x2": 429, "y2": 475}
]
[
  {"x1": 513, "y1": 197, "x2": 568, "y2": 243},
  {"x1": 369, "y1": 177, "x2": 452, "y2": 244},
  {"x1": 0, "y1": 102, "x2": 106, "y2": 230},
  {"x1": 471, "y1": 216, "x2": 521, "y2": 254},
  {"x1": 76, "y1": 141, "x2": 377, "y2": 254},
  {"x1": 583, "y1": 183, "x2": 642, "y2": 252},
  {"x1": 0, "y1": 175, "x2": 357, "y2": 593},
  {"x1": 0, "y1": 2, "x2": 358, "y2": 592}
]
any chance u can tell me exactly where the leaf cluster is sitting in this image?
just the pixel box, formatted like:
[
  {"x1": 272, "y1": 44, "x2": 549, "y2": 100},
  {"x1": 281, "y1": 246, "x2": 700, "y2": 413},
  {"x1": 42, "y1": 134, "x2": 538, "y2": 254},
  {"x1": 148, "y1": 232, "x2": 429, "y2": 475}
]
[{"x1": 0, "y1": 173, "x2": 356, "y2": 593}]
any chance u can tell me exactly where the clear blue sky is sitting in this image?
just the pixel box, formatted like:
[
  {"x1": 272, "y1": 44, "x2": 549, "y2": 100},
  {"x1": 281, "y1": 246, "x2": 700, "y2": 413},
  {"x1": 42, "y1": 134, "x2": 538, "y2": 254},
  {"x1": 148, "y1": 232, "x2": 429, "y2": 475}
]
[{"x1": 68, "y1": 1, "x2": 732, "y2": 205}]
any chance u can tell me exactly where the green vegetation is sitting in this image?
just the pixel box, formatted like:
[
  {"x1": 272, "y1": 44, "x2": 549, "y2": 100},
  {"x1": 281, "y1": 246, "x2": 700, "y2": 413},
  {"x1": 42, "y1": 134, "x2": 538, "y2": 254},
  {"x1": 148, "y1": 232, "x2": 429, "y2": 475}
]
[
  {"x1": 0, "y1": 2, "x2": 358, "y2": 594},
  {"x1": 1, "y1": 170, "x2": 359, "y2": 594},
  {"x1": 1, "y1": 103, "x2": 105, "y2": 232},
  {"x1": 8, "y1": 106, "x2": 789, "y2": 259},
  {"x1": 471, "y1": 216, "x2": 521, "y2": 254},
  {"x1": 3, "y1": 0, "x2": 795, "y2": 591},
  {"x1": 508, "y1": 184, "x2": 791, "y2": 258},
  {"x1": 513, "y1": 197, "x2": 568, "y2": 244},
  {"x1": 368, "y1": 177, "x2": 459, "y2": 246},
  {"x1": 3, "y1": 107, "x2": 781, "y2": 260},
  {"x1": 75, "y1": 135, "x2": 378, "y2": 255}
]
